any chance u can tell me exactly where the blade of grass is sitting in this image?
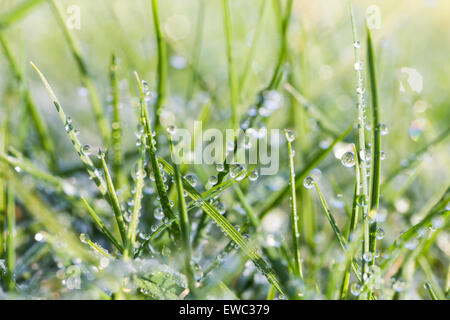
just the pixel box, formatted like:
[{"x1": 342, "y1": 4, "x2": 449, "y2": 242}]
[
  {"x1": 168, "y1": 134, "x2": 196, "y2": 296},
  {"x1": 0, "y1": 0, "x2": 47, "y2": 29},
  {"x1": 150, "y1": 0, "x2": 167, "y2": 133},
  {"x1": 49, "y1": 0, "x2": 110, "y2": 143},
  {"x1": 418, "y1": 256, "x2": 445, "y2": 300},
  {"x1": 109, "y1": 54, "x2": 125, "y2": 188},
  {"x1": 6, "y1": 183, "x2": 15, "y2": 290},
  {"x1": 30, "y1": 61, "x2": 107, "y2": 195},
  {"x1": 124, "y1": 131, "x2": 146, "y2": 259},
  {"x1": 99, "y1": 152, "x2": 127, "y2": 246},
  {"x1": 367, "y1": 26, "x2": 381, "y2": 269},
  {"x1": 222, "y1": 0, "x2": 238, "y2": 129},
  {"x1": 133, "y1": 71, "x2": 178, "y2": 233},
  {"x1": 0, "y1": 33, "x2": 56, "y2": 167},
  {"x1": 284, "y1": 129, "x2": 303, "y2": 280},
  {"x1": 81, "y1": 197, "x2": 123, "y2": 253},
  {"x1": 347, "y1": 0, "x2": 371, "y2": 281},
  {"x1": 424, "y1": 281, "x2": 438, "y2": 300}
]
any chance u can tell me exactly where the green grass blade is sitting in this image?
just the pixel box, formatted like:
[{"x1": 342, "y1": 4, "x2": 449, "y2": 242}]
[
  {"x1": 133, "y1": 71, "x2": 178, "y2": 232},
  {"x1": 0, "y1": 0, "x2": 47, "y2": 29},
  {"x1": 109, "y1": 54, "x2": 124, "y2": 188},
  {"x1": 124, "y1": 132, "x2": 146, "y2": 259},
  {"x1": 285, "y1": 130, "x2": 303, "y2": 280},
  {"x1": 424, "y1": 281, "x2": 438, "y2": 300},
  {"x1": 99, "y1": 153, "x2": 127, "y2": 246},
  {"x1": 366, "y1": 26, "x2": 381, "y2": 267},
  {"x1": 222, "y1": 0, "x2": 238, "y2": 129},
  {"x1": 0, "y1": 33, "x2": 55, "y2": 167},
  {"x1": 6, "y1": 183, "x2": 15, "y2": 290},
  {"x1": 81, "y1": 197, "x2": 123, "y2": 253},
  {"x1": 30, "y1": 62, "x2": 108, "y2": 195},
  {"x1": 150, "y1": 0, "x2": 167, "y2": 132},
  {"x1": 49, "y1": 0, "x2": 110, "y2": 142},
  {"x1": 169, "y1": 135, "x2": 196, "y2": 296}
]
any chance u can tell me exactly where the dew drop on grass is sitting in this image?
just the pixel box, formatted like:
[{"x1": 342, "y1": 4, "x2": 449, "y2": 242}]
[
  {"x1": 354, "y1": 61, "x2": 363, "y2": 71},
  {"x1": 303, "y1": 176, "x2": 315, "y2": 189},
  {"x1": 166, "y1": 125, "x2": 176, "y2": 136},
  {"x1": 380, "y1": 150, "x2": 386, "y2": 160},
  {"x1": 249, "y1": 170, "x2": 259, "y2": 181},
  {"x1": 376, "y1": 227, "x2": 385, "y2": 240},
  {"x1": 230, "y1": 163, "x2": 245, "y2": 179},
  {"x1": 208, "y1": 175, "x2": 218, "y2": 185},
  {"x1": 363, "y1": 252, "x2": 373, "y2": 262},
  {"x1": 215, "y1": 163, "x2": 224, "y2": 172},
  {"x1": 360, "y1": 148, "x2": 372, "y2": 162},
  {"x1": 353, "y1": 41, "x2": 361, "y2": 48},
  {"x1": 154, "y1": 207, "x2": 164, "y2": 220},
  {"x1": 379, "y1": 123, "x2": 389, "y2": 135},
  {"x1": 340, "y1": 151, "x2": 355, "y2": 167},
  {"x1": 350, "y1": 282, "x2": 362, "y2": 296},
  {"x1": 80, "y1": 233, "x2": 88, "y2": 244},
  {"x1": 151, "y1": 224, "x2": 158, "y2": 232},
  {"x1": 184, "y1": 174, "x2": 198, "y2": 187},
  {"x1": 285, "y1": 129, "x2": 295, "y2": 142},
  {"x1": 216, "y1": 202, "x2": 226, "y2": 215},
  {"x1": 81, "y1": 144, "x2": 92, "y2": 156},
  {"x1": 193, "y1": 262, "x2": 203, "y2": 281}
]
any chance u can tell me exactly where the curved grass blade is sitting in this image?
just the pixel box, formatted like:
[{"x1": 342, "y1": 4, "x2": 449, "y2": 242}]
[
  {"x1": 81, "y1": 197, "x2": 123, "y2": 253},
  {"x1": 30, "y1": 62, "x2": 107, "y2": 195}
]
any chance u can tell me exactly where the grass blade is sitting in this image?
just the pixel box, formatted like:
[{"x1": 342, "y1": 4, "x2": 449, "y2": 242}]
[
  {"x1": 0, "y1": 0, "x2": 47, "y2": 29},
  {"x1": 6, "y1": 183, "x2": 15, "y2": 290},
  {"x1": 30, "y1": 61, "x2": 108, "y2": 195},
  {"x1": 49, "y1": 0, "x2": 110, "y2": 143},
  {"x1": 81, "y1": 197, "x2": 123, "y2": 253},
  {"x1": 222, "y1": 0, "x2": 238, "y2": 129},
  {"x1": 284, "y1": 130, "x2": 303, "y2": 280},
  {"x1": 150, "y1": 0, "x2": 167, "y2": 132},
  {"x1": 99, "y1": 153, "x2": 127, "y2": 246},
  {"x1": 367, "y1": 26, "x2": 381, "y2": 267}
]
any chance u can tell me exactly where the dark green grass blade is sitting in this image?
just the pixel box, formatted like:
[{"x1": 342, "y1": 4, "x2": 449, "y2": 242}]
[{"x1": 367, "y1": 27, "x2": 381, "y2": 266}]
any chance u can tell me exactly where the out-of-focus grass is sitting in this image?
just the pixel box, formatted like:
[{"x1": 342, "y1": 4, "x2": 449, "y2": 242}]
[{"x1": 0, "y1": 0, "x2": 448, "y2": 300}]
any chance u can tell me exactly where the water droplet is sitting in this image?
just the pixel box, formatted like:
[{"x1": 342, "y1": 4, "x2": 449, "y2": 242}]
[
  {"x1": 80, "y1": 233, "x2": 88, "y2": 244},
  {"x1": 303, "y1": 176, "x2": 315, "y2": 189},
  {"x1": 363, "y1": 252, "x2": 373, "y2": 262},
  {"x1": 380, "y1": 151, "x2": 386, "y2": 160},
  {"x1": 353, "y1": 41, "x2": 361, "y2": 48},
  {"x1": 184, "y1": 174, "x2": 198, "y2": 187},
  {"x1": 230, "y1": 163, "x2": 245, "y2": 179},
  {"x1": 208, "y1": 175, "x2": 218, "y2": 185},
  {"x1": 376, "y1": 227, "x2": 385, "y2": 240},
  {"x1": 350, "y1": 282, "x2": 362, "y2": 296},
  {"x1": 166, "y1": 125, "x2": 176, "y2": 136},
  {"x1": 379, "y1": 123, "x2": 389, "y2": 135},
  {"x1": 154, "y1": 207, "x2": 164, "y2": 220},
  {"x1": 341, "y1": 151, "x2": 355, "y2": 167},
  {"x1": 216, "y1": 163, "x2": 224, "y2": 172},
  {"x1": 285, "y1": 129, "x2": 295, "y2": 142},
  {"x1": 360, "y1": 148, "x2": 372, "y2": 162},
  {"x1": 354, "y1": 61, "x2": 363, "y2": 71},
  {"x1": 81, "y1": 144, "x2": 92, "y2": 156},
  {"x1": 193, "y1": 262, "x2": 203, "y2": 281},
  {"x1": 249, "y1": 170, "x2": 259, "y2": 181}
]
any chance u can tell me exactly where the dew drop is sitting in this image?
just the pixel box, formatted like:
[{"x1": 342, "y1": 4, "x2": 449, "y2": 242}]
[
  {"x1": 81, "y1": 144, "x2": 92, "y2": 156},
  {"x1": 303, "y1": 176, "x2": 315, "y2": 189},
  {"x1": 249, "y1": 170, "x2": 259, "y2": 181},
  {"x1": 340, "y1": 151, "x2": 355, "y2": 167}
]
